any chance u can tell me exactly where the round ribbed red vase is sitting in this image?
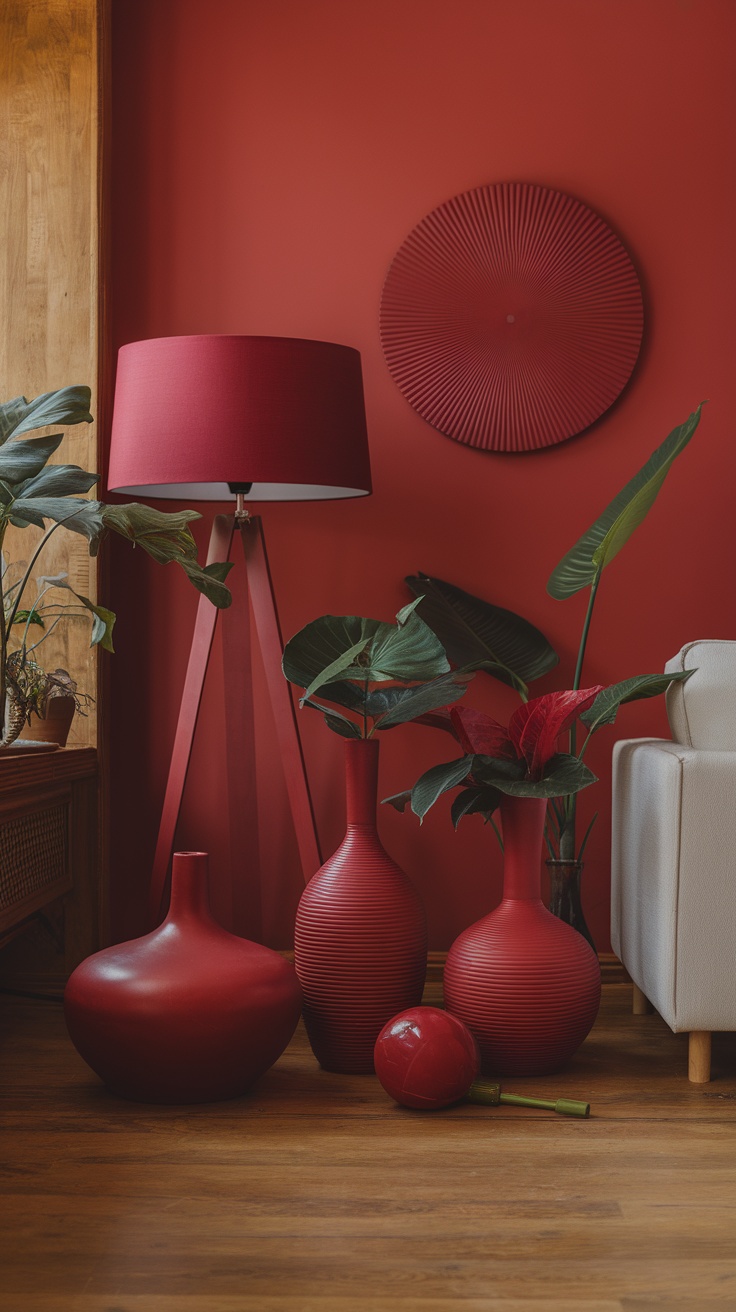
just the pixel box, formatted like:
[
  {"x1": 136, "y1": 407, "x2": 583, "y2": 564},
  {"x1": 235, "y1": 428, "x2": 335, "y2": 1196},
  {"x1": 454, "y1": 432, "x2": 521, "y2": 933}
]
[
  {"x1": 64, "y1": 851, "x2": 302, "y2": 1103},
  {"x1": 295, "y1": 738, "x2": 427, "y2": 1073},
  {"x1": 443, "y1": 796, "x2": 601, "y2": 1076}
]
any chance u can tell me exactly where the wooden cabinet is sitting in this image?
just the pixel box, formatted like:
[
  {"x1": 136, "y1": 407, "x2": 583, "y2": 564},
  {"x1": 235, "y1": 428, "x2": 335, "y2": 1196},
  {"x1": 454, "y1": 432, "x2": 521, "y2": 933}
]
[{"x1": 0, "y1": 749, "x2": 100, "y2": 988}]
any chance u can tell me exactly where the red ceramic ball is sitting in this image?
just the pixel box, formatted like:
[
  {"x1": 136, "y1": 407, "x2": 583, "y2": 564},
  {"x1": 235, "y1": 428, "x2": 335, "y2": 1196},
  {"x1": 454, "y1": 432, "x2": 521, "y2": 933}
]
[{"x1": 374, "y1": 1006, "x2": 480, "y2": 1109}]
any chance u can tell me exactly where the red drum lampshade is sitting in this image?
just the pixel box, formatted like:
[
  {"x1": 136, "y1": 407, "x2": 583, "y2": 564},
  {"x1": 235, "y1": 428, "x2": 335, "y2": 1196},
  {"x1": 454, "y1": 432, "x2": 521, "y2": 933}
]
[{"x1": 107, "y1": 334, "x2": 372, "y2": 501}]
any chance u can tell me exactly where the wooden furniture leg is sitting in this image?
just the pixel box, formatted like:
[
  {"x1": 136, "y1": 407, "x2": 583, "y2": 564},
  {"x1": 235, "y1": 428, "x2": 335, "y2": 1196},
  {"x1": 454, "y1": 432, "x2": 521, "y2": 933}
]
[
  {"x1": 688, "y1": 1031, "x2": 711, "y2": 1083},
  {"x1": 632, "y1": 983, "x2": 654, "y2": 1015}
]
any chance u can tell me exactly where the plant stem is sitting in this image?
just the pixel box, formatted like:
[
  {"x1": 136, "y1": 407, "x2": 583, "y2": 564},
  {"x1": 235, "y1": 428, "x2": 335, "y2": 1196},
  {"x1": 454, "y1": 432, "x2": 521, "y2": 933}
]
[
  {"x1": 362, "y1": 676, "x2": 369, "y2": 740},
  {"x1": 562, "y1": 565, "x2": 602, "y2": 863},
  {"x1": 6, "y1": 520, "x2": 64, "y2": 630},
  {"x1": 572, "y1": 567, "x2": 602, "y2": 694}
]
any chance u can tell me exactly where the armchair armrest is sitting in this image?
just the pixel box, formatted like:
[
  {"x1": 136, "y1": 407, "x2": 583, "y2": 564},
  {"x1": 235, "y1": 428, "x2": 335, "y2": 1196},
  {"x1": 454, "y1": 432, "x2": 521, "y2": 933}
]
[{"x1": 612, "y1": 738, "x2": 736, "y2": 1032}]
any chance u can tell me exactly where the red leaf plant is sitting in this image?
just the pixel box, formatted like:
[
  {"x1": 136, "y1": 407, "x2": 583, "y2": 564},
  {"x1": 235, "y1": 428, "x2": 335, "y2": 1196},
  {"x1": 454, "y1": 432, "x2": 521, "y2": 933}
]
[{"x1": 450, "y1": 686, "x2": 604, "y2": 779}]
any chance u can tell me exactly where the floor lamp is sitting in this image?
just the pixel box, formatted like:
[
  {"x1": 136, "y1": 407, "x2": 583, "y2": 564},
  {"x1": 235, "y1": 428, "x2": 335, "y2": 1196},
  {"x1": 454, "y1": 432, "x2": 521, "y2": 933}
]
[{"x1": 107, "y1": 334, "x2": 372, "y2": 931}]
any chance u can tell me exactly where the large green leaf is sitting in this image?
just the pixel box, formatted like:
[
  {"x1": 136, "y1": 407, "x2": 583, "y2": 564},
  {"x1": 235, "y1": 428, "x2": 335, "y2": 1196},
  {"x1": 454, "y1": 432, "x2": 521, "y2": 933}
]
[
  {"x1": 473, "y1": 752, "x2": 596, "y2": 798},
  {"x1": 548, "y1": 405, "x2": 705, "y2": 600},
  {"x1": 405, "y1": 573, "x2": 558, "y2": 692},
  {"x1": 16, "y1": 465, "x2": 99, "y2": 499},
  {"x1": 579, "y1": 670, "x2": 694, "y2": 733},
  {"x1": 9, "y1": 497, "x2": 105, "y2": 539},
  {"x1": 301, "y1": 636, "x2": 371, "y2": 702},
  {"x1": 0, "y1": 433, "x2": 64, "y2": 483},
  {"x1": 374, "y1": 669, "x2": 473, "y2": 730},
  {"x1": 283, "y1": 599, "x2": 450, "y2": 696},
  {"x1": 408, "y1": 755, "x2": 476, "y2": 822},
  {"x1": 0, "y1": 386, "x2": 93, "y2": 445},
  {"x1": 101, "y1": 503, "x2": 233, "y2": 608}
]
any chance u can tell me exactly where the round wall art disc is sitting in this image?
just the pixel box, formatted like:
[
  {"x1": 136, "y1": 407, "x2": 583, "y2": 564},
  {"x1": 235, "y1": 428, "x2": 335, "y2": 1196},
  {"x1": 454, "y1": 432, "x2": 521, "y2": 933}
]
[{"x1": 380, "y1": 183, "x2": 644, "y2": 452}]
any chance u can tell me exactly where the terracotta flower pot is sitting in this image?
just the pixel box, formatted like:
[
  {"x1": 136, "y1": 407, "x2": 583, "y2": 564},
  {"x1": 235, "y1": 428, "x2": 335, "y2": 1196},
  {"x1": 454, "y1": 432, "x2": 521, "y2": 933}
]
[
  {"x1": 295, "y1": 738, "x2": 427, "y2": 1074},
  {"x1": 443, "y1": 795, "x2": 601, "y2": 1076},
  {"x1": 64, "y1": 851, "x2": 302, "y2": 1103},
  {"x1": 19, "y1": 695, "x2": 76, "y2": 747}
]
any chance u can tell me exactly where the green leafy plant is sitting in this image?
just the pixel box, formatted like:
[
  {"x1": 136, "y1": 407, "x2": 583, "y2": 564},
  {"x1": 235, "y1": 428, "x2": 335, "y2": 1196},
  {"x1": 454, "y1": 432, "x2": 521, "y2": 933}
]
[
  {"x1": 384, "y1": 687, "x2": 604, "y2": 841},
  {"x1": 0, "y1": 385, "x2": 233, "y2": 745},
  {"x1": 403, "y1": 403, "x2": 705, "y2": 860},
  {"x1": 281, "y1": 599, "x2": 475, "y2": 738},
  {"x1": 4, "y1": 655, "x2": 92, "y2": 735}
]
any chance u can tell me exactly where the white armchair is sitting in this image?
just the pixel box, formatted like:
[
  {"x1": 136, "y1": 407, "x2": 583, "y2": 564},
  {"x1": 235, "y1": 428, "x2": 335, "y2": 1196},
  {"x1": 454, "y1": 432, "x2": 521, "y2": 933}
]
[{"x1": 611, "y1": 640, "x2": 736, "y2": 1082}]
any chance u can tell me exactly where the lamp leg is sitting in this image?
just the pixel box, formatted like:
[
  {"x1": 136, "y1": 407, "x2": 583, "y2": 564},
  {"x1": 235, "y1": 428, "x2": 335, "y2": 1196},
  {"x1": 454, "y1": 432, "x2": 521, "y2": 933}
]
[
  {"x1": 148, "y1": 512, "x2": 322, "y2": 930},
  {"x1": 221, "y1": 554, "x2": 261, "y2": 940},
  {"x1": 148, "y1": 515, "x2": 235, "y2": 924},
  {"x1": 241, "y1": 517, "x2": 323, "y2": 883}
]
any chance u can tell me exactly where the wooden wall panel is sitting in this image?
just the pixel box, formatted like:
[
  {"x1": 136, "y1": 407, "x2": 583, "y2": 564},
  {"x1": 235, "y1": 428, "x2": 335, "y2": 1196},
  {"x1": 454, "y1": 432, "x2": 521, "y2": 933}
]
[{"x1": 0, "y1": 0, "x2": 103, "y2": 748}]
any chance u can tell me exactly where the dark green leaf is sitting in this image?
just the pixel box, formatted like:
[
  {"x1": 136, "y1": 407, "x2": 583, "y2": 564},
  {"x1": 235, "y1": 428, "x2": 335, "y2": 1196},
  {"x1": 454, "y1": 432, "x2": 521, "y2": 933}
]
[
  {"x1": 409, "y1": 756, "x2": 474, "y2": 822},
  {"x1": 381, "y1": 789, "x2": 413, "y2": 813},
  {"x1": 16, "y1": 465, "x2": 99, "y2": 499},
  {"x1": 0, "y1": 433, "x2": 64, "y2": 482},
  {"x1": 101, "y1": 503, "x2": 232, "y2": 609},
  {"x1": 9, "y1": 497, "x2": 105, "y2": 540},
  {"x1": 307, "y1": 680, "x2": 367, "y2": 713},
  {"x1": 302, "y1": 637, "x2": 371, "y2": 702},
  {"x1": 365, "y1": 686, "x2": 418, "y2": 715},
  {"x1": 365, "y1": 598, "x2": 450, "y2": 682},
  {"x1": 481, "y1": 753, "x2": 596, "y2": 798},
  {"x1": 580, "y1": 670, "x2": 695, "y2": 733},
  {"x1": 301, "y1": 698, "x2": 362, "y2": 739},
  {"x1": 548, "y1": 405, "x2": 705, "y2": 599},
  {"x1": 374, "y1": 669, "x2": 473, "y2": 730},
  {"x1": 283, "y1": 599, "x2": 449, "y2": 696},
  {"x1": 405, "y1": 573, "x2": 558, "y2": 690},
  {"x1": 0, "y1": 386, "x2": 93, "y2": 445},
  {"x1": 450, "y1": 786, "x2": 501, "y2": 828}
]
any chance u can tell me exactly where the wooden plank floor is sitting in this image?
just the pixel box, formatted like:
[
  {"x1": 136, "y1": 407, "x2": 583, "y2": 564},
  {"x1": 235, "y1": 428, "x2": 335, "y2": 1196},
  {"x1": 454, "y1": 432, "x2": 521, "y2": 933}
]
[{"x1": 2, "y1": 983, "x2": 736, "y2": 1311}]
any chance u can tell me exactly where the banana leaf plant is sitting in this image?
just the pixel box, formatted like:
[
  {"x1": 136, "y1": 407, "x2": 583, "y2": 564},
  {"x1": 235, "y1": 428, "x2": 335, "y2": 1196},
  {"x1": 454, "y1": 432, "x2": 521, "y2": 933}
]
[
  {"x1": 0, "y1": 385, "x2": 233, "y2": 746},
  {"x1": 281, "y1": 599, "x2": 476, "y2": 738},
  {"x1": 403, "y1": 403, "x2": 705, "y2": 862}
]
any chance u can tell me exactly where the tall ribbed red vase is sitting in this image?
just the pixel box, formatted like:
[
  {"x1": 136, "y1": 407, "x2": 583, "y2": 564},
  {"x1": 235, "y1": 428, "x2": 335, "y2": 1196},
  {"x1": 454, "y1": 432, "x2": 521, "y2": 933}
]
[
  {"x1": 64, "y1": 851, "x2": 302, "y2": 1103},
  {"x1": 295, "y1": 739, "x2": 427, "y2": 1073},
  {"x1": 443, "y1": 796, "x2": 601, "y2": 1076}
]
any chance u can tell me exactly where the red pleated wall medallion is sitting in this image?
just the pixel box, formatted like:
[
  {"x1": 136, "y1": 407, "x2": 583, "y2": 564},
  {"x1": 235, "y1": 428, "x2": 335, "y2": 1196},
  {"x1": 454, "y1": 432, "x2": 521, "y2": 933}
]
[
  {"x1": 295, "y1": 739, "x2": 427, "y2": 1074},
  {"x1": 443, "y1": 795, "x2": 601, "y2": 1076},
  {"x1": 381, "y1": 182, "x2": 644, "y2": 452}
]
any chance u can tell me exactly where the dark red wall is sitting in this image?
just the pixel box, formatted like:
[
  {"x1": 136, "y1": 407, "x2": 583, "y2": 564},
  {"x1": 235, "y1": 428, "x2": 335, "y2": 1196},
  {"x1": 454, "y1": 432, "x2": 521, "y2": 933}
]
[{"x1": 109, "y1": 0, "x2": 736, "y2": 951}]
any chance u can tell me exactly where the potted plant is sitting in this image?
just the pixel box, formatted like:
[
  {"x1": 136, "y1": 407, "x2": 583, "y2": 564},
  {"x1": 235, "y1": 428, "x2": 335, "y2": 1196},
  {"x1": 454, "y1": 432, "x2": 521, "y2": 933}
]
[
  {"x1": 0, "y1": 385, "x2": 232, "y2": 748},
  {"x1": 7, "y1": 657, "x2": 92, "y2": 748},
  {"x1": 382, "y1": 687, "x2": 606, "y2": 1075},
  {"x1": 281, "y1": 598, "x2": 475, "y2": 1072},
  {"x1": 400, "y1": 403, "x2": 705, "y2": 943}
]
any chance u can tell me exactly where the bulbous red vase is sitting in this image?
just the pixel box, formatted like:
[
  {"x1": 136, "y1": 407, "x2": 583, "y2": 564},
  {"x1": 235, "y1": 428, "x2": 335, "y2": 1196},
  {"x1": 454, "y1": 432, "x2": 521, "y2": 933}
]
[
  {"x1": 64, "y1": 851, "x2": 302, "y2": 1103},
  {"x1": 443, "y1": 796, "x2": 601, "y2": 1076},
  {"x1": 295, "y1": 738, "x2": 427, "y2": 1073}
]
